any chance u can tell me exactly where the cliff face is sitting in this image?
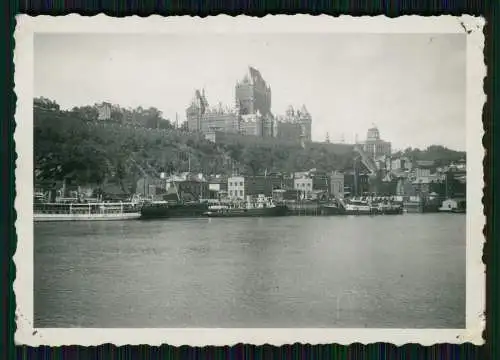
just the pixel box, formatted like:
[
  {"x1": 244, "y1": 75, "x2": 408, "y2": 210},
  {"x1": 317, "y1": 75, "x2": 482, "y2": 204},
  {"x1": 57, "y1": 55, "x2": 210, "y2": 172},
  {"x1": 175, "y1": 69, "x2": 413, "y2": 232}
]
[
  {"x1": 34, "y1": 108, "x2": 357, "y2": 193},
  {"x1": 34, "y1": 108, "x2": 228, "y2": 191}
]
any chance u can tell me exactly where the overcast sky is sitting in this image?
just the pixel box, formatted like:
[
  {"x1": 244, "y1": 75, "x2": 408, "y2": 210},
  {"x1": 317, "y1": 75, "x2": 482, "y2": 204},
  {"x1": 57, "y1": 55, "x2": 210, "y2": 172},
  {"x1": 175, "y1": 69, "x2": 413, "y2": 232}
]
[{"x1": 34, "y1": 33, "x2": 466, "y2": 151}]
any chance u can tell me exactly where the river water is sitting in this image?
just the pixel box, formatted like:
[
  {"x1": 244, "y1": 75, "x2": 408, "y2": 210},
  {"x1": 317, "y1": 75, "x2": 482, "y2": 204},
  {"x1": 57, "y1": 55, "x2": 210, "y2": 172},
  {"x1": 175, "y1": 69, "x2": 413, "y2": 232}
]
[{"x1": 34, "y1": 214, "x2": 465, "y2": 328}]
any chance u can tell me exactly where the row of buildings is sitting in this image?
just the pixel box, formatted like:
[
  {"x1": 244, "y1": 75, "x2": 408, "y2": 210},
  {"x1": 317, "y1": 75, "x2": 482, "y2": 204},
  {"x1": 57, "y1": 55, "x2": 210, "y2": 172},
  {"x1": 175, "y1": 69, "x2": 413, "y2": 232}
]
[
  {"x1": 138, "y1": 156, "x2": 465, "y2": 204},
  {"x1": 185, "y1": 67, "x2": 312, "y2": 144}
]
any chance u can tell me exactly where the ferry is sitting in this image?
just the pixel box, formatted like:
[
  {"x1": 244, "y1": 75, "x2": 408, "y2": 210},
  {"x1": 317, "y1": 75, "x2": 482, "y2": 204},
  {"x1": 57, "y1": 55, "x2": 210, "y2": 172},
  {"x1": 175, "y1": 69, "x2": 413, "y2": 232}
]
[
  {"x1": 34, "y1": 202, "x2": 142, "y2": 222},
  {"x1": 203, "y1": 196, "x2": 288, "y2": 218}
]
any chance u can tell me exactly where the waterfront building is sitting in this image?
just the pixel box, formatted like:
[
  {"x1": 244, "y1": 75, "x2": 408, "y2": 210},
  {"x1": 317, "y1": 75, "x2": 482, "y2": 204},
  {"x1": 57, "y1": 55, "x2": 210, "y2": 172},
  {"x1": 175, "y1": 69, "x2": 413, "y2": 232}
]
[
  {"x1": 415, "y1": 168, "x2": 432, "y2": 178},
  {"x1": 343, "y1": 172, "x2": 370, "y2": 197},
  {"x1": 247, "y1": 175, "x2": 287, "y2": 197},
  {"x1": 165, "y1": 179, "x2": 209, "y2": 201},
  {"x1": 228, "y1": 176, "x2": 246, "y2": 199},
  {"x1": 208, "y1": 176, "x2": 228, "y2": 199},
  {"x1": 228, "y1": 174, "x2": 290, "y2": 199},
  {"x1": 390, "y1": 157, "x2": 412, "y2": 171},
  {"x1": 362, "y1": 126, "x2": 392, "y2": 159},
  {"x1": 293, "y1": 177, "x2": 313, "y2": 197},
  {"x1": 330, "y1": 172, "x2": 345, "y2": 198},
  {"x1": 312, "y1": 173, "x2": 331, "y2": 193}
]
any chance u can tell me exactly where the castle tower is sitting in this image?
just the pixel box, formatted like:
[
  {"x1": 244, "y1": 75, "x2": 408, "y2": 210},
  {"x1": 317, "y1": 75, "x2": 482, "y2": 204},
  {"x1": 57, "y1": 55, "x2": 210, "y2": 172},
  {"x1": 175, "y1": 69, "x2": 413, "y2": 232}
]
[
  {"x1": 297, "y1": 105, "x2": 312, "y2": 142},
  {"x1": 235, "y1": 66, "x2": 273, "y2": 136},
  {"x1": 186, "y1": 89, "x2": 209, "y2": 132}
]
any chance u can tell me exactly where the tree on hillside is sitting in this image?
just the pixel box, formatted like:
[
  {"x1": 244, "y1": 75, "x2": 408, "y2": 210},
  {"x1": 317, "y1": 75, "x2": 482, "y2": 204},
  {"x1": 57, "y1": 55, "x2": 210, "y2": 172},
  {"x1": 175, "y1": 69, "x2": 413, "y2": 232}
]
[
  {"x1": 399, "y1": 145, "x2": 465, "y2": 166},
  {"x1": 34, "y1": 97, "x2": 60, "y2": 111},
  {"x1": 71, "y1": 106, "x2": 98, "y2": 122}
]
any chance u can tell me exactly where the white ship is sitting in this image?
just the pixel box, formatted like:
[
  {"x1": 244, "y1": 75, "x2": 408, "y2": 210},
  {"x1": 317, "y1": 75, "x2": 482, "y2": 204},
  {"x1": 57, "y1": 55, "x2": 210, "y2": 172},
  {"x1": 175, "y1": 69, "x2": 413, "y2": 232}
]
[{"x1": 34, "y1": 202, "x2": 142, "y2": 222}]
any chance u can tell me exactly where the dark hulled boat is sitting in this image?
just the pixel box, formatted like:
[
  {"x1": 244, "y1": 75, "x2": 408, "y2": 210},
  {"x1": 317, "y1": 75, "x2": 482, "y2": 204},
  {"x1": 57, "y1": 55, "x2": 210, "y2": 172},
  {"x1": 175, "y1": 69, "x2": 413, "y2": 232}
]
[
  {"x1": 203, "y1": 196, "x2": 288, "y2": 218},
  {"x1": 140, "y1": 201, "x2": 209, "y2": 219},
  {"x1": 318, "y1": 204, "x2": 345, "y2": 215},
  {"x1": 204, "y1": 204, "x2": 288, "y2": 218}
]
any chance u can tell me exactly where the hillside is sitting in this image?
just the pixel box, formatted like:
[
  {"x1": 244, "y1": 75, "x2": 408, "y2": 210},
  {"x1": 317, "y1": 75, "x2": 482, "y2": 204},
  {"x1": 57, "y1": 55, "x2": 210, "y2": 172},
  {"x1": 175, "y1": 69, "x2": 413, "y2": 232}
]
[{"x1": 34, "y1": 102, "x2": 464, "y2": 195}]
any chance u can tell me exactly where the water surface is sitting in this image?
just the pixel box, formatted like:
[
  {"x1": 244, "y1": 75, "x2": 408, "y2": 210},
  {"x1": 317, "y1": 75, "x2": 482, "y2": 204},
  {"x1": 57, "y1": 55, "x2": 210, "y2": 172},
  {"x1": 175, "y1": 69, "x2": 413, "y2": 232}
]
[{"x1": 34, "y1": 214, "x2": 465, "y2": 328}]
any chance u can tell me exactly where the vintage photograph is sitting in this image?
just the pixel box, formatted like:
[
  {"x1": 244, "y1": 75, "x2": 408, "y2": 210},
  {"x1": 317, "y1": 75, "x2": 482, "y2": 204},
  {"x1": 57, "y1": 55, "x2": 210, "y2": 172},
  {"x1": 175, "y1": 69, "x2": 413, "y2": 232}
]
[{"x1": 15, "y1": 15, "x2": 485, "y2": 345}]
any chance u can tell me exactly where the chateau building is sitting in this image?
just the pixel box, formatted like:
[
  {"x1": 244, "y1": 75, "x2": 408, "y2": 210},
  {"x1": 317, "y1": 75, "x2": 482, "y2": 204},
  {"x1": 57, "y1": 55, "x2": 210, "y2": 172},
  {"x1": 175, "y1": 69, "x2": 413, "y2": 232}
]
[
  {"x1": 235, "y1": 67, "x2": 274, "y2": 137},
  {"x1": 186, "y1": 66, "x2": 312, "y2": 143},
  {"x1": 274, "y1": 105, "x2": 312, "y2": 143}
]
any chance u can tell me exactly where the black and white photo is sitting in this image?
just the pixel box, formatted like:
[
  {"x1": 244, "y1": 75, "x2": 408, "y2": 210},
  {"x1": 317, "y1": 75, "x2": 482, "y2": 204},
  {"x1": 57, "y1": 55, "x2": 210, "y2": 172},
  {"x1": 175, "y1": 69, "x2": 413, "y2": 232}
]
[{"x1": 14, "y1": 15, "x2": 485, "y2": 346}]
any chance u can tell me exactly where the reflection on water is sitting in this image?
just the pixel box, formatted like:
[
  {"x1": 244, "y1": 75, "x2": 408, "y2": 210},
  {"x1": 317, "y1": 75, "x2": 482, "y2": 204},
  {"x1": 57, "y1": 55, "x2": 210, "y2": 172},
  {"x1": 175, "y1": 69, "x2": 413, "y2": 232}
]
[{"x1": 34, "y1": 214, "x2": 465, "y2": 328}]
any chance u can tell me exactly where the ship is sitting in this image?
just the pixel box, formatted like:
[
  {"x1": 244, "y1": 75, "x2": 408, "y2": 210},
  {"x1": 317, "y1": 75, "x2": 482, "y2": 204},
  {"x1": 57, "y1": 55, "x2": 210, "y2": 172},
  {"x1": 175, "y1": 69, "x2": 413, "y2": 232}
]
[
  {"x1": 438, "y1": 198, "x2": 466, "y2": 214},
  {"x1": 203, "y1": 195, "x2": 288, "y2": 218},
  {"x1": 34, "y1": 201, "x2": 142, "y2": 222},
  {"x1": 344, "y1": 200, "x2": 373, "y2": 215},
  {"x1": 140, "y1": 200, "x2": 209, "y2": 219},
  {"x1": 344, "y1": 198, "x2": 403, "y2": 215},
  {"x1": 319, "y1": 203, "x2": 345, "y2": 215}
]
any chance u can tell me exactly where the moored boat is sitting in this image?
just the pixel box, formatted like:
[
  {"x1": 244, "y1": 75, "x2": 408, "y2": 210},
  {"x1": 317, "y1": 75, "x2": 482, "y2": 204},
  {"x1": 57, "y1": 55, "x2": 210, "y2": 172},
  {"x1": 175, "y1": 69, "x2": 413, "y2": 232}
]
[
  {"x1": 344, "y1": 200, "x2": 373, "y2": 215},
  {"x1": 140, "y1": 200, "x2": 209, "y2": 219},
  {"x1": 319, "y1": 203, "x2": 345, "y2": 215},
  {"x1": 372, "y1": 202, "x2": 404, "y2": 215},
  {"x1": 204, "y1": 196, "x2": 287, "y2": 218},
  {"x1": 344, "y1": 199, "x2": 403, "y2": 215},
  {"x1": 34, "y1": 202, "x2": 142, "y2": 222},
  {"x1": 439, "y1": 198, "x2": 466, "y2": 213}
]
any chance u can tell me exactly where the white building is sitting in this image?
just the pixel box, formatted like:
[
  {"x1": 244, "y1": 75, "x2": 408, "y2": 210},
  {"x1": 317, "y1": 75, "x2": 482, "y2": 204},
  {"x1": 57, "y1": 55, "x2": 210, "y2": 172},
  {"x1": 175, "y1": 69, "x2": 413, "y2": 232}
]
[
  {"x1": 228, "y1": 176, "x2": 245, "y2": 199},
  {"x1": 293, "y1": 177, "x2": 313, "y2": 195},
  {"x1": 96, "y1": 102, "x2": 112, "y2": 120},
  {"x1": 415, "y1": 168, "x2": 431, "y2": 178},
  {"x1": 330, "y1": 172, "x2": 344, "y2": 198}
]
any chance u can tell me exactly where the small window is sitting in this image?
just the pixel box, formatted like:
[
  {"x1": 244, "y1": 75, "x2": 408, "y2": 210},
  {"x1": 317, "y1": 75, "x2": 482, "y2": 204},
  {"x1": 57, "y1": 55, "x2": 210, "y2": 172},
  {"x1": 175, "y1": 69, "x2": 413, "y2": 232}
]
[
  {"x1": 229, "y1": 190, "x2": 233, "y2": 196},
  {"x1": 229, "y1": 182, "x2": 232, "y2": 186},
  {"x1": 239, "y1": 190, "x2": 243, "y2": 196},
  {"x1": 240, "y1": 182, "x2": 243, "y2": 186}
]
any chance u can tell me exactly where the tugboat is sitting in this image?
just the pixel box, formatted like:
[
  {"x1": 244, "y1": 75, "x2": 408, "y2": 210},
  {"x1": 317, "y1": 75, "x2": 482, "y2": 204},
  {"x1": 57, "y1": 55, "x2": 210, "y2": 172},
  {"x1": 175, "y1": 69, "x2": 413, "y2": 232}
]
[{"x1": 203, "y1": 195, "x2": 288, "y2": 218}]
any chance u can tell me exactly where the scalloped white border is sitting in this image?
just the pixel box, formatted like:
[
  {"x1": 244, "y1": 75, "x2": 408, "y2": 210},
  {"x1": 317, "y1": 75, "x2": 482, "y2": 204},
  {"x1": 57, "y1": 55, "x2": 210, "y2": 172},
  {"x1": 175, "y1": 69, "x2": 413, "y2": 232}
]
[{"x1": 13, "y1": 14, "x2": 485, "y2": 346}]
